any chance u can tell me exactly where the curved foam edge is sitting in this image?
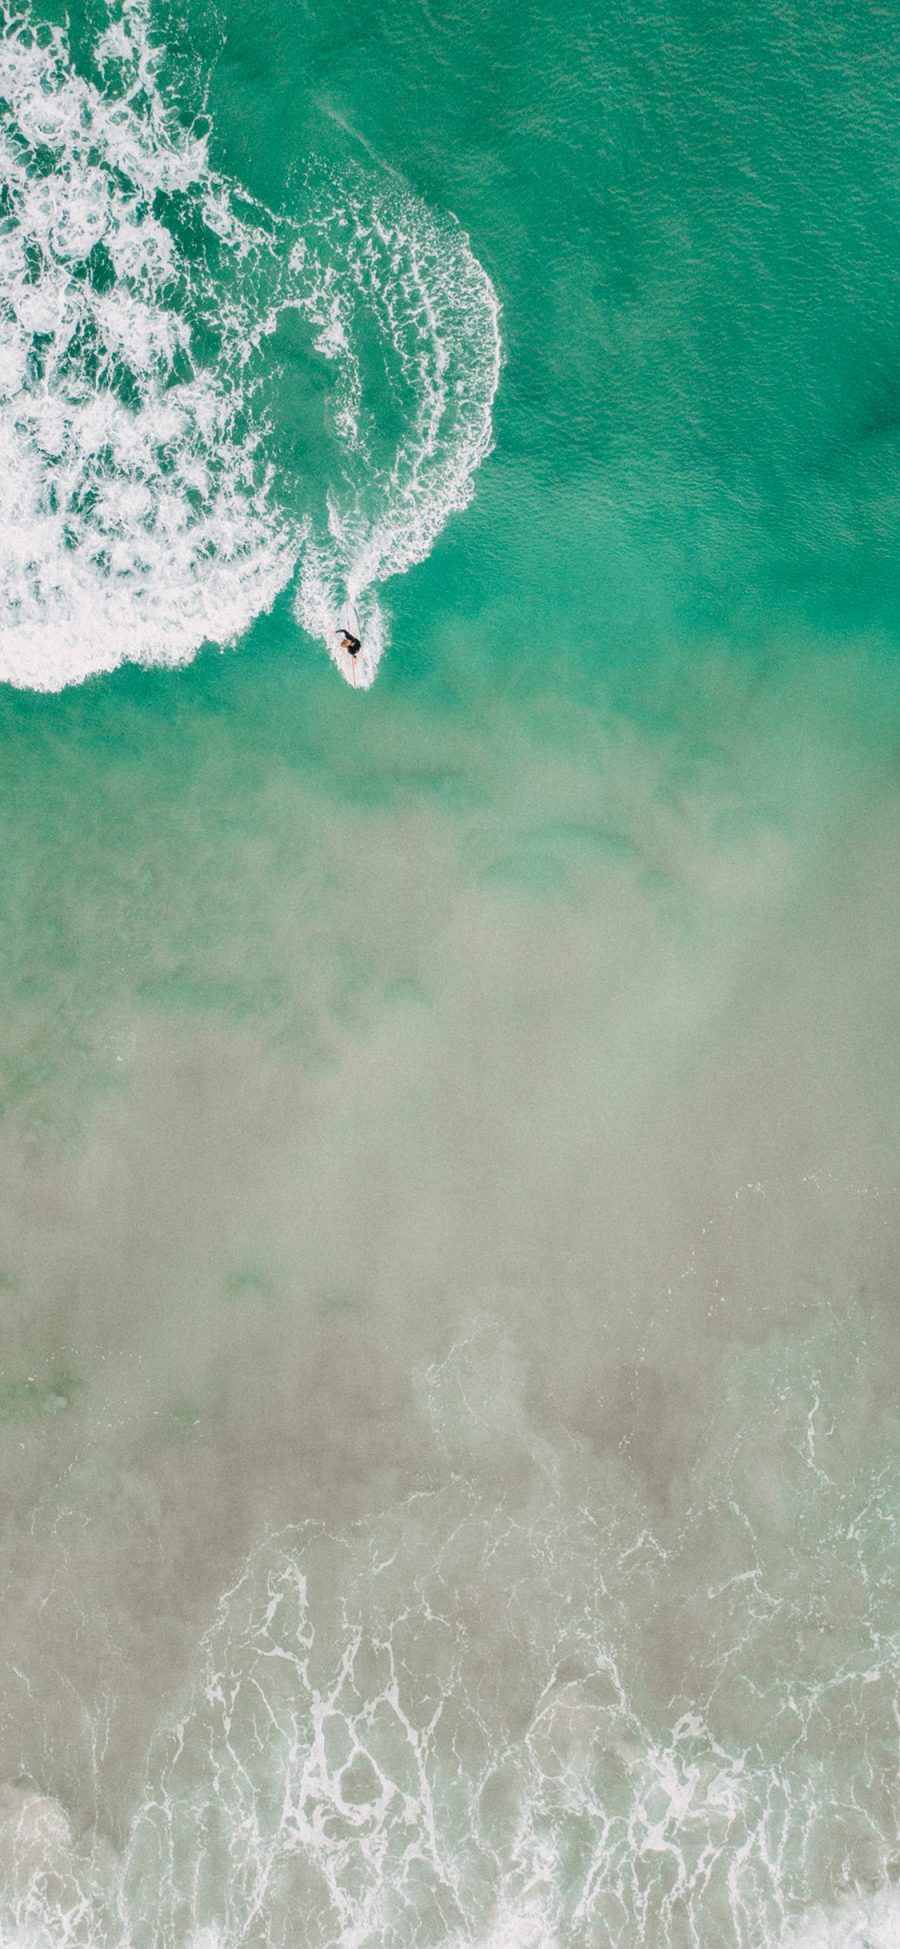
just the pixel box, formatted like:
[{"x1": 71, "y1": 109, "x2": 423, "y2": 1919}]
[
  {"x1": 290, "y1": 177, "x2": 502, "y2": 688},
  {"x1": 0, "y1": 1, "x2": 304, "y2": 692}
]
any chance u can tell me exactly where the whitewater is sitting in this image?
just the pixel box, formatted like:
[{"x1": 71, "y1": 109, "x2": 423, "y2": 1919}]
[
  {"x1": 2, "y1": 1313, "x2": 899, "y2": 1949},
  {"x1": 0, "y1": 0, "x2": 501, "y2": 692}
]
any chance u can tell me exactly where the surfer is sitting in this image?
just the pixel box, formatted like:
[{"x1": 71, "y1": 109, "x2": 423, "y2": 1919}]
[{"x1": 339, "y1": 629, "x2": 361, "y2": 658}]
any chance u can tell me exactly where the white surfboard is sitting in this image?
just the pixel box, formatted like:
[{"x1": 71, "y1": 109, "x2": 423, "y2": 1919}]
[{"x1": 331, "y1": 598, "x2": 362, "y2": 688}]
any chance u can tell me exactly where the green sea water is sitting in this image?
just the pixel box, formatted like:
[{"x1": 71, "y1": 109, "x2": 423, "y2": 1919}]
[{"x1": 1, "y1": 2, "x2": 900, "y2": 1945}]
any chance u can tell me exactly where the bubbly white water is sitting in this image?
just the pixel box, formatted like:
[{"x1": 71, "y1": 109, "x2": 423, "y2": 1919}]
[
  {"x1": 0, "y1": 0, "x2": 500, "y2": 692},
  {"x1": 1, "y1": 1306, "x2": 897, "y2": 1949}
]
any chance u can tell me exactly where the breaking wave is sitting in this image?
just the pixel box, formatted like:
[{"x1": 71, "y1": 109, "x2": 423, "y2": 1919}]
[
  {"x1": 2, "y1": 1319, "x2": 898, "y2": 1948},
  {"x1": 0, "y1": 0, "x2": 500, "y2": 692}
]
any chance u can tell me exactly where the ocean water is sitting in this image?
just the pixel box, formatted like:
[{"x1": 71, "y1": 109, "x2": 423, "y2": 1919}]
[{"x1": 1, "y1": 1, "x2": 899, "y2": 1945}]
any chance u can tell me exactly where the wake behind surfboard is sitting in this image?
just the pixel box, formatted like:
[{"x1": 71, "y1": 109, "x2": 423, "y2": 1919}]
[
  {"x1": 330, "y1": 598, "x2": 365, "y2": 689},
  {"x1": 293, "y1": 174, "x2": 501, "y2": 696}
]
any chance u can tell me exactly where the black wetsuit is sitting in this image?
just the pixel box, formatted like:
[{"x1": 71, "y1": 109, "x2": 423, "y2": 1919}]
[{"x1": 343, "y1": 633, "x2": 361, "y2": 656}]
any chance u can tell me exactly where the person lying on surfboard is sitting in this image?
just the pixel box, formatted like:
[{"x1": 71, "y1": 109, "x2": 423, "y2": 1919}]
[{"x1": 339, "y1": 629, "x2": 361, "y2": 658}]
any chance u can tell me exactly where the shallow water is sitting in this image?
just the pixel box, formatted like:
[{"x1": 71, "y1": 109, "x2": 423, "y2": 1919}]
[{"x1": 1, "y1": 2, "x2": 899, "y2": 1946}]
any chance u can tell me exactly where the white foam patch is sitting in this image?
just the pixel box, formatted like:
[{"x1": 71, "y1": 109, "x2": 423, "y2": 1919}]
[
  {"x1": 0, "y1": 1, "x2": 297, "y2": 690},
  {"x1": 781, "y1": 1889, "x2": 900, "y2": 1949},
  {"x1": 0, "y1": 1, "x2": 501, "y2": 693}
]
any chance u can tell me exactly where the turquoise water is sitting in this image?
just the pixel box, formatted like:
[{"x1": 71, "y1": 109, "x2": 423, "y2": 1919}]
[{"x1": 1, "y1": 2, "x2": 900, "y2": 1945}]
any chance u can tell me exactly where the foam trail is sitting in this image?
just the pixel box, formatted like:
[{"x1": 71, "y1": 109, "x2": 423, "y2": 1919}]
[
  {"x1": 289, "y1": 178, "x2": 502, "y2": 689},
  {"x1": 0, "y1": 2, "x2": 501, "y2": 693}
]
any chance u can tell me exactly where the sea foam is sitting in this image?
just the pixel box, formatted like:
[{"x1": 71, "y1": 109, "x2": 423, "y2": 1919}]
[
  {"x1": 0, "y1": 1307, "x2": 897, "y2": 1947},
  {"x1": 0, "y1": 1, "x2": 501, "y2": 692}
]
